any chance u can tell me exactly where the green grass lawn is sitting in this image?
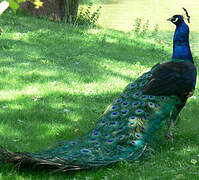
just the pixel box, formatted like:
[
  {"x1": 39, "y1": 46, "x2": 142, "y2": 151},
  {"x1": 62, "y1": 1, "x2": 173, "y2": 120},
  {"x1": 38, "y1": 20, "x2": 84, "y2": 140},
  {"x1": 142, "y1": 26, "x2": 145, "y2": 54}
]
[{"x1": 0, "y1": 12, "x2": 199, "y2": 180}]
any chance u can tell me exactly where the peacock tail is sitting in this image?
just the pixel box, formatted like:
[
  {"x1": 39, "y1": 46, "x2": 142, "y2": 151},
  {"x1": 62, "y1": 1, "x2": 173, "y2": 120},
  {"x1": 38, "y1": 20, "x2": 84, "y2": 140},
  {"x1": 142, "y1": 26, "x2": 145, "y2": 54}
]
[{"x1": 0, "y1": 66, "x2": 182, "y2": 172}]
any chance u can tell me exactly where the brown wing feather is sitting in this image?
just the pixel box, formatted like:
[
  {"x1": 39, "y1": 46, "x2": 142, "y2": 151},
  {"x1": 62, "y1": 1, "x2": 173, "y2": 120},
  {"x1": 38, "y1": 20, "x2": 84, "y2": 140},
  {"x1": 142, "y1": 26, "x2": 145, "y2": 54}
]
[{"x1": 142, "y1": 61, "x2": 196, "y2": 96}]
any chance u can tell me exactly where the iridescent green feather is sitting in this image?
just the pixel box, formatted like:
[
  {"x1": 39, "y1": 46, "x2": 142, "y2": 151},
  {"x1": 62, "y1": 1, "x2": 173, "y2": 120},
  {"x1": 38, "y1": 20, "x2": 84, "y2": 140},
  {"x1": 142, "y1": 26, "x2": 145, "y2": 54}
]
[{"x1": 0, "y1": 67, "x2": 182, "y2": 172}]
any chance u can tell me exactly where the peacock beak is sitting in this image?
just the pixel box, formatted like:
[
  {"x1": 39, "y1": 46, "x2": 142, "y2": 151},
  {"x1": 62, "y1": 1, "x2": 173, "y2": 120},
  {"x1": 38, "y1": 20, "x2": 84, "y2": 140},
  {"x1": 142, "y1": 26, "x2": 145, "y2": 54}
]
[{"x1": 167, "y1": 17, "x2": 173, "y2": 21}]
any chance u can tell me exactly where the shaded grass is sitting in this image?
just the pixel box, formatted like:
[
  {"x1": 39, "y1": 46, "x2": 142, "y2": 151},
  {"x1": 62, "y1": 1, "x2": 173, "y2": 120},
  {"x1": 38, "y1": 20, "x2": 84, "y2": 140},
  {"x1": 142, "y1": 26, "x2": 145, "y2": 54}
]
[
  {"x1": 80, "y1": 0, "x2": 105, "y2": 5},
  {"x1": 80, "y1": 0, "x2": 122, "y2": 5},
  {"x1": 0, "y1": 12, "x2": 199, "y2": 179}
]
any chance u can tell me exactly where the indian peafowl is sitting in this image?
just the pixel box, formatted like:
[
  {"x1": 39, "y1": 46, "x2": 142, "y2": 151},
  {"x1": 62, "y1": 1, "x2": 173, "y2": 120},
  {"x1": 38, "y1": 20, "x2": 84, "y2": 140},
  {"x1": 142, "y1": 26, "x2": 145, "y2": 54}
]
[{"x1": 0, "y1": 9, "x2": 197, "y2": 173}]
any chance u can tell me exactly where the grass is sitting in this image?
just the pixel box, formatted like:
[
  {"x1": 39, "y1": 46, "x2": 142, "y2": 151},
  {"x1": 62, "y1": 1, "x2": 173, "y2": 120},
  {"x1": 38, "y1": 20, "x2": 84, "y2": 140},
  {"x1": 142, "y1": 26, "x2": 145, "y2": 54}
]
[
  {"x1": 80, "y1": 0, "x2": 104, "y2": 5},
  {"x1": 0, "y1": 11, "x2": 199, "y2": 180}
]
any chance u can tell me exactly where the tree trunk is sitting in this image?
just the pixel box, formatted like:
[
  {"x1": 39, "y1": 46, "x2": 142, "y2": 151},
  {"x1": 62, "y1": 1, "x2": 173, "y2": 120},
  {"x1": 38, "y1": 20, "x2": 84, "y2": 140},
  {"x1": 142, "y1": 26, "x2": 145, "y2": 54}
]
[
  {"x1": 20, "y1": 0, "x2": 80, "y2": 23},
  {"x1": 62, "y1": 0, "x2": 79, "y2": 23}
]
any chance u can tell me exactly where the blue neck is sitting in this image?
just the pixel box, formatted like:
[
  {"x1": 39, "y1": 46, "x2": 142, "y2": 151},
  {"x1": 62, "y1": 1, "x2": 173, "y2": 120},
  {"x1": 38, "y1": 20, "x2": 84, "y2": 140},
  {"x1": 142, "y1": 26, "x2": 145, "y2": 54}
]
[{"x1": 172, "y1": 21, "x2": 194, "y2": 64}]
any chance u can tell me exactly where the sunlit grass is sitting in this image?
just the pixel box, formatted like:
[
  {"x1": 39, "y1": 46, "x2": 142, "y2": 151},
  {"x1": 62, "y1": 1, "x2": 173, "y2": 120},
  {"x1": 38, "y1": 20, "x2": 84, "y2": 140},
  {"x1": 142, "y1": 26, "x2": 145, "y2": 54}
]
[{"x1": 0, "y1": 12, "x2": 198, "y2": 180}]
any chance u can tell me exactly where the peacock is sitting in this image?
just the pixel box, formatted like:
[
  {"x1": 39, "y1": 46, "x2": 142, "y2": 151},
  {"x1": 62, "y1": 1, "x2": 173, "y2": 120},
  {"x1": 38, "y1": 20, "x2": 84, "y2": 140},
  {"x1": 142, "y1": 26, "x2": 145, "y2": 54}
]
[{"x1": 0, "y1": 8, "x2": 197, "y2": 173}]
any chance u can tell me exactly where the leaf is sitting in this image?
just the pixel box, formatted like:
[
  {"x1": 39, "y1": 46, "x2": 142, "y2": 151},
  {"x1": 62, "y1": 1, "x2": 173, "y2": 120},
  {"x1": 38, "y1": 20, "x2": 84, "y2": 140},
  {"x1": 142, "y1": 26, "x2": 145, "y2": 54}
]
[
  {"x1": 16, "y1": 0, "x2": 26, "y2": 3},
  {"x1": 190, "y1": 159, "x2": 197, "y2": 165},
  {"x1": 33, "y1": 0, "x2": 43, "y2": 9},
  {"x1": 8, "y1": 0, "x2": 20, "y2": 12}
]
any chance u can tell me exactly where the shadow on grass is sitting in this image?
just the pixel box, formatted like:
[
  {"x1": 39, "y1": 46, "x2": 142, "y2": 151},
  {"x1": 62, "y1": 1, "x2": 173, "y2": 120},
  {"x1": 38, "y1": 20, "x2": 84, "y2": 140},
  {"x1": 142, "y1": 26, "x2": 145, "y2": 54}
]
[
  {"x1": 0, "y1": 90, "x2": 122, "y2": 151},
  {"x1": 0, "y1": 30, "x2": 172, "y2": 85}
]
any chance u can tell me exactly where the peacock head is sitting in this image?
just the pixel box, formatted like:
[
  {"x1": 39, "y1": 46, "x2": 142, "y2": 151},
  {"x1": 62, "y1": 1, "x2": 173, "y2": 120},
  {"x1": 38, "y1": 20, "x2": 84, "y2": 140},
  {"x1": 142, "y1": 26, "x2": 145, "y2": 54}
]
[
  {"x1": 167, "y1": 15, "x2": 184, "y2": 26},
  {"x1": 167, "y1": 7, "x2": 190, "y2": 26}
]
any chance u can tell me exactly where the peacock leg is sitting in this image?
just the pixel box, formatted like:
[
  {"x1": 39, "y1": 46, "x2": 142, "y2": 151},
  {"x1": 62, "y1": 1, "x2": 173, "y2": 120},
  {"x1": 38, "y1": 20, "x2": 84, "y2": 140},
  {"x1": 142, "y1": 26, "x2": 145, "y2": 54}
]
[
  {"x1": 166, "y1": 101, "x2": 186, "y2": 142},
  {"x1": 166, "y1": 119, "x2": 175, "y2": 142},
  {"x1": 165, "y1": 109, "x2": 179, "y2": 142}
]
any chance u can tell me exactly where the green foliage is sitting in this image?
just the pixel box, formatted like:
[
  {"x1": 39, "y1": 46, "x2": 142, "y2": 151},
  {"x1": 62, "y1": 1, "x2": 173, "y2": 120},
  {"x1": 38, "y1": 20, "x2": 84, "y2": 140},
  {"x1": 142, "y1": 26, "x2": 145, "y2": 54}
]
[
  {"x1": 80, "y1": 0, "x2": 103, "y2": 4},
  {"x1": 132, "y1": 18, "x2": 159, "y2": 39},
  {"x1": 8, "y1": 0, "x2": 20, "y2": 12},
  {"x1": 75, "y1": 3, "x2": 101, "y2": 26},
  {"x1": 4, "y1": 0, "x2": 42, "y2": 13}
]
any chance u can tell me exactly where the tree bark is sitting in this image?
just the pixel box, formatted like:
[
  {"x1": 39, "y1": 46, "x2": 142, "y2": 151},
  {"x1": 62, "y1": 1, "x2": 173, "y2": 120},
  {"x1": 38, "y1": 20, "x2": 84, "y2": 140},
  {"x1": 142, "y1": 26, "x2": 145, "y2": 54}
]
[
  {"x1": 20, "y1": 0, "x2": 80, "y2": 23},
  {"x1": 62, "y1": 0, "x2": 80, "y2": 23}
]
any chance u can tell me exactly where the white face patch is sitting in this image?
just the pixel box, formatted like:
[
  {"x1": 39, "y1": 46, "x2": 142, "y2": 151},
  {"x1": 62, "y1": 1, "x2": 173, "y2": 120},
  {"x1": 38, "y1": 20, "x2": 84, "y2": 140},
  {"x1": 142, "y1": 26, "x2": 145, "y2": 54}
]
[{"x1": 172, "y1": 17, "x2": 179, "y2": 23}]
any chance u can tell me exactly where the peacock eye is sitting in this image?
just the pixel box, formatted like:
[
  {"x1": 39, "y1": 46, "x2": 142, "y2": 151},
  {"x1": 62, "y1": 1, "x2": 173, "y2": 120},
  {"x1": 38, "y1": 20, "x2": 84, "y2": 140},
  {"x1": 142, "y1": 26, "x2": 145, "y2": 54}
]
[{"x1": 172, "y1": 17, "x2": 178, "y2": 23}]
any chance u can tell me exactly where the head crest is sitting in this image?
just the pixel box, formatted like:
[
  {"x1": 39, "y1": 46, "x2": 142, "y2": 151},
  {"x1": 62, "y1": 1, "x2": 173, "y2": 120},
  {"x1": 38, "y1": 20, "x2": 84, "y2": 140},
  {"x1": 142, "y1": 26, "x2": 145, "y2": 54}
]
[{"x1": 182, "y1": 7, "x2": 190, "y2": 23}]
